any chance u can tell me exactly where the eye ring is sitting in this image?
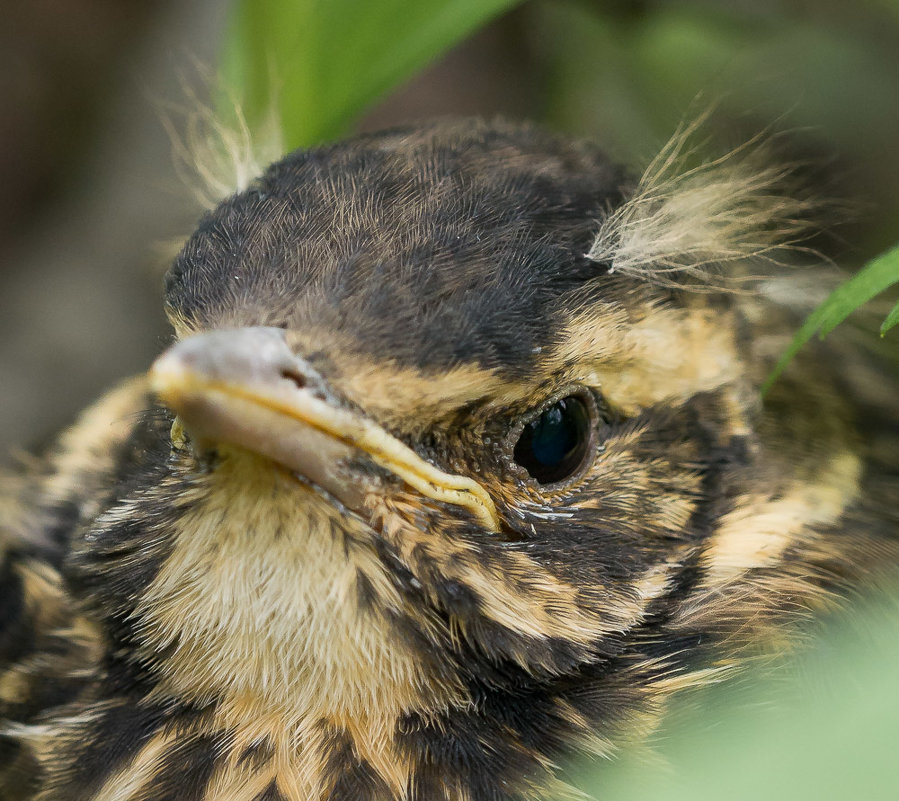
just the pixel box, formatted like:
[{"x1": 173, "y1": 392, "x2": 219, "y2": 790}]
[{"x1": 509, "y1": 388, "x2": 601, "y2": 487}]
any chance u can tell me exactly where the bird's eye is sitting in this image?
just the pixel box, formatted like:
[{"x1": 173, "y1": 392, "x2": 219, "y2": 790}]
[{"x1": 513, "y1": 393, "x2": 596, "y2": 485}]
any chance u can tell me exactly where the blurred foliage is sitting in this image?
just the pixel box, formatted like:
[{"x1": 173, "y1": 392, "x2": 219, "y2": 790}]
[
  {"x1": 569, "y1": 592, "x2": 899, "y2": 800},
  {"x1": 220, "y1": 0, "x2": 522, "y2": 150},
  {"x1": 219, "y1": 1, "x2": 899, "y2": 798}
]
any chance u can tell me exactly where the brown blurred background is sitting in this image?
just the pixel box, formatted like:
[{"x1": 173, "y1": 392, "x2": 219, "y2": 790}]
[{"x1": 2, "y1": 0, "x2": 899, "y2": 457}]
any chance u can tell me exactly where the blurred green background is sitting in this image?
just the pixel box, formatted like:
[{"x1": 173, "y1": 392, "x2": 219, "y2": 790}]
[
  {"x1": 566, "y1": 592, "x2": 899, "y2": 800},
  {"x1": 2, "y1": 2, "x2": 898, "y2": 798}
]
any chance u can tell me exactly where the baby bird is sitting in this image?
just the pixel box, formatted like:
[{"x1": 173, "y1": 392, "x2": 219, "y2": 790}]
[{"x1": 0, "y1": 118, "x2": 897, "y2": 801}]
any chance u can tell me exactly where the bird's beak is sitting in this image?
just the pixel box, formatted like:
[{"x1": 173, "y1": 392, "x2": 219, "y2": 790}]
[{"x1": 149, "y1": 327, "x2": 500, "y2": 532}]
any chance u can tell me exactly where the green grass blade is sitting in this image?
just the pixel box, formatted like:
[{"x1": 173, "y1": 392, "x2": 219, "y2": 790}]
[
  {"x1": 763, "y1": 243, "x2": 899, "y2": 393},
  {"x1": 220, "y1": 0, "x2": 523, "y2": 151},
  {"x1": 881, "y1": 298, "x2": 899, "y2": 335}
]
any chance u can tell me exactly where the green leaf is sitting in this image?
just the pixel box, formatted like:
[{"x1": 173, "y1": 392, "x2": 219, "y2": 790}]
[
  {"x1": 763, "y1": 243, "x2": 899, "y2": 393},
  {"x1": 881, "y1": 298, "x2": 899, "y2": 335},
  {"x1": 220, "y1": 0, "x2": 523, "y2": 151},
  {"x1": 568, "y1": 593, "x2": 899, "y2": 801}
]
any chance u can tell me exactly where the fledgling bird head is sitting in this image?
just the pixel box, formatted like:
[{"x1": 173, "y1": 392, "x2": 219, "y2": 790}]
[{"x1": 67, "y1": 118, "x2": 839, "y2": 798}]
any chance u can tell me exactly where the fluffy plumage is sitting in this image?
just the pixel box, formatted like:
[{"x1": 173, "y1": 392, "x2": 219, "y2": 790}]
[
  {"x1": 586, "y1": 120, "x2": 816, "y2": 287},
  {"x1": 1, "y1": 118, "x2": 897, "y2": 801}
]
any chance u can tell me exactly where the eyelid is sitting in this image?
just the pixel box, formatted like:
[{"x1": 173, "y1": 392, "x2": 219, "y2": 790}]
[{"x1": 512, "y1": 385, "x2": 602, "y2": 434}]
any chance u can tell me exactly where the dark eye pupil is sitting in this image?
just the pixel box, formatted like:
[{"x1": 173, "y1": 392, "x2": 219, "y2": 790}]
[{"x1": 513, "y1": 395, "x2": 592, "y2": 484}]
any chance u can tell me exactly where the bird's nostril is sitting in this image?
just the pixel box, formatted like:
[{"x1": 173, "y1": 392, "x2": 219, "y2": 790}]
[{"x1": 280, "y1": 368, "x2": 308, "y2": 390}]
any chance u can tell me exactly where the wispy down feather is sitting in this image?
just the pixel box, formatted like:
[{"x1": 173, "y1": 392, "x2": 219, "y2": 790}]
[
  {"x1": 160, "y1": 80, "x2": 284, "y2": 209},
  {"x1": 587, "y1": 118, "x2": 819, "y2": 289}
]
